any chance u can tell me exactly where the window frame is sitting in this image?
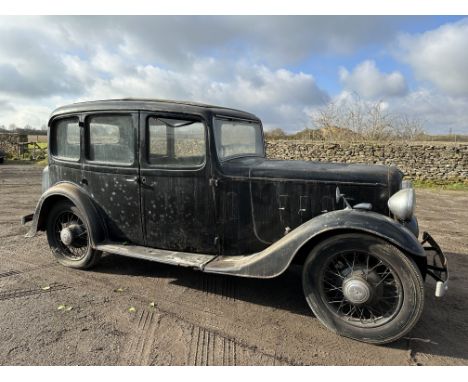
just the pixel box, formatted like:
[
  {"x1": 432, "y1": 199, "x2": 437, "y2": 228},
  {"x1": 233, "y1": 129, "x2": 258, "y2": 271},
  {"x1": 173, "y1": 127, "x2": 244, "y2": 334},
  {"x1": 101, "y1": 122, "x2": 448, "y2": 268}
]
[
  {"x1": 84, "y1": 112, "x2": 137, "y2": 167},
  {"x1": 145, "y1": 114, "x2": 208, "y2": 170},
  {"x1": 213, "y1": 116, "x2": 266, "y2": 163},
  {"x1": 50, "y1": 116, "x2": 81, "y2": 163}
]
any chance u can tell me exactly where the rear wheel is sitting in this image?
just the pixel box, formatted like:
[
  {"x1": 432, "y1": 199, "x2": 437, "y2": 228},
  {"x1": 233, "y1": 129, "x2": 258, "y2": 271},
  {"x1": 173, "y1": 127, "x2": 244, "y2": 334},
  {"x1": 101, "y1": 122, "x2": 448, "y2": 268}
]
[
  {"x1": 46, "y1": 200, "x2": 101, "y2": 269},
  {"x1": 302, "y1": 233, "x2": 424, "y2": 344}
]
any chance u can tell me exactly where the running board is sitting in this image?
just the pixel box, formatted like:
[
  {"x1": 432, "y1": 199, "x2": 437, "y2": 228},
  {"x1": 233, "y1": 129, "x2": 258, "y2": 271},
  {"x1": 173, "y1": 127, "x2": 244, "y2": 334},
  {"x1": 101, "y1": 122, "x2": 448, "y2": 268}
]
[{"x1": 95, "y1": 243, "x2": 217, "y2": 270}]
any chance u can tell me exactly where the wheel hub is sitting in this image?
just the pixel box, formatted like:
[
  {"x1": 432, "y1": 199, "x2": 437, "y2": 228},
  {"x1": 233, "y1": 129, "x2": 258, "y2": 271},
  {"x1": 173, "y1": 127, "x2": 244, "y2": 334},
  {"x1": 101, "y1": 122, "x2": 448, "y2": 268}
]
[
  {"x1": 342, "y1": 276, "x2": 372, "y2": 305},
  {"x1": 59, "y1": 224, "x2": 82, "y2": 246}
]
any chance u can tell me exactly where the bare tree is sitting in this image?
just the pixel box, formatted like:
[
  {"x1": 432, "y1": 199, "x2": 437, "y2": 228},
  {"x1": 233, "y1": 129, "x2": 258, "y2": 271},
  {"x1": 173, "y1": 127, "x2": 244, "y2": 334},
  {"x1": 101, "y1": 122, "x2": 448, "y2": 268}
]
[
  {"x1": 265, "y1": 127, "x2": 287, "y2": 140},
  {"x1": 312, "y1": 95, "x2": 425, "y2": 142}
]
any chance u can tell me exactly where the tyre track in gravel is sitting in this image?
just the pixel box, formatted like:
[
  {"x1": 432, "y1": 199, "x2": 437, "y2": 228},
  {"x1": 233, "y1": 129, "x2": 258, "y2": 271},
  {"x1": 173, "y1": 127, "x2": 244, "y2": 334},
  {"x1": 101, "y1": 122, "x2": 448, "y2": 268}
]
[
  {"x1": 0, "y1": 270, "x2": 21, "y2": 279},
  {"x1": 123, "y1": 309, "x2": 161, "y2": 365},
  {"x1": 0, "y1": 283, "x2": 71, "y2": 301},
  {"x1": 121, "y1": 306, "x2": 299, "y2": 366}
]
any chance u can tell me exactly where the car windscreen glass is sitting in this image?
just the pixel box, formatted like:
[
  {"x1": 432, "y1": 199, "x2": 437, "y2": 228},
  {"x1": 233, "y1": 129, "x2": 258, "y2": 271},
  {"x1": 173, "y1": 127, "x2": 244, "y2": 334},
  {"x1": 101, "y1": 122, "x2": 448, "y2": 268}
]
[{"x1": 214, "y1": 118, "x2": 264, "y2": 161}]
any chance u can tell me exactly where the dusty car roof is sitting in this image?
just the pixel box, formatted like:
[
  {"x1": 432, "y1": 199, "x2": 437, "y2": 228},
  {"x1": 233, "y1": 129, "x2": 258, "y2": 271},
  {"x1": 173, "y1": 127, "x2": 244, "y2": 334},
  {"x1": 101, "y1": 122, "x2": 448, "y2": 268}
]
[{"x1": 49, "y1": 98, "x2": 260, "y2": 122}]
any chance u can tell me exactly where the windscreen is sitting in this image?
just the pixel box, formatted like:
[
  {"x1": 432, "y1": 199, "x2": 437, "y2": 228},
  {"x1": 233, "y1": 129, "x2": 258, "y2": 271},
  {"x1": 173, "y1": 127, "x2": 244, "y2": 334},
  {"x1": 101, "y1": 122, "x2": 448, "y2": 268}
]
[{"x1": 214, "y1": 118, "x2": 264, "y2": 161}]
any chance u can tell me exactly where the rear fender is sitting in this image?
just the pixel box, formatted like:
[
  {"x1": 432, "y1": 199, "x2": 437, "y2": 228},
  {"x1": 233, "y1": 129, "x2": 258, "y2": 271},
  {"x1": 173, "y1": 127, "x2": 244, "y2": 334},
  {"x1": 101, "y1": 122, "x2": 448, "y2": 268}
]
[
  {"x1": 204, "y1": 209, "x2": 425, "y2": 278},
  {"x1": 25, "y1": 182, "x2": 107, "y2": 246}
]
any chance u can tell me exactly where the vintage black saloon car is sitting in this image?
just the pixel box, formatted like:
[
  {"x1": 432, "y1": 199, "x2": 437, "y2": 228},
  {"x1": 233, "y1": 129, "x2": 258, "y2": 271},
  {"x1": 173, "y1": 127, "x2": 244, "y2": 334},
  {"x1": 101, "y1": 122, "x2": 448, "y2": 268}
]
[{"x1": 22, "y1": 99, "x2": 448, "y2": 344}]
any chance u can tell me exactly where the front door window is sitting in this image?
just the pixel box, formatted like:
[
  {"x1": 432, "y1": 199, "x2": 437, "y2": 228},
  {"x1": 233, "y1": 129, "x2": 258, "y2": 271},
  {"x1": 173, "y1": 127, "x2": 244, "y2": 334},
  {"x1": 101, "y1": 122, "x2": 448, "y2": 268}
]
[{"x1": 148, "y1": 117, "x2": 205, "y2": 168}]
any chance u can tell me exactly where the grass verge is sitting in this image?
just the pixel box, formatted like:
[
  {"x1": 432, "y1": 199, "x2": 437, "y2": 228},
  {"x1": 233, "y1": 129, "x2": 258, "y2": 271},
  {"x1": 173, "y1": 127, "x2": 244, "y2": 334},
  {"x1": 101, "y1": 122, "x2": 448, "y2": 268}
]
[{"x1": 413, "y1": 180, "x2": 468, "y2": 191}]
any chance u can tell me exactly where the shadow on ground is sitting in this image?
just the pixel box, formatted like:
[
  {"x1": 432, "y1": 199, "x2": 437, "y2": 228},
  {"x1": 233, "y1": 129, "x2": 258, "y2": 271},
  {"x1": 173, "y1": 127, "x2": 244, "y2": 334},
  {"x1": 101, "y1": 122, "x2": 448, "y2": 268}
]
[{"x1": 93, "y1": 249, "x2": 468, "y2": 363}]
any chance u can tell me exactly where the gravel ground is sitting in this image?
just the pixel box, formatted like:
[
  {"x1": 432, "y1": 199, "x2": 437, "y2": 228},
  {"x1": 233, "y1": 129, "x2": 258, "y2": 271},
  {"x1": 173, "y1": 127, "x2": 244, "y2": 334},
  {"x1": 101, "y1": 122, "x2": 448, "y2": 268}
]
[{"x1": 0, "y1": 164, "x2": 467, "y2": 365}]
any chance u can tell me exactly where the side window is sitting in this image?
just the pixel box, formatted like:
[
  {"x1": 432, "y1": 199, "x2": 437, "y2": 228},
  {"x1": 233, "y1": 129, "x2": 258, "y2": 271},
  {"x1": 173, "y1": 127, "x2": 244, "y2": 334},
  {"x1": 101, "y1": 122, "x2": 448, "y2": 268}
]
[
  {"x1": 52, "y1": 117, "x2": 80, "y2": 161},
  {"x1": 148, "y1": 117, "x2": 205, "y2": 167},
  {"x1": 87, "y1": 114, "x2": 134, "y2": 165}
]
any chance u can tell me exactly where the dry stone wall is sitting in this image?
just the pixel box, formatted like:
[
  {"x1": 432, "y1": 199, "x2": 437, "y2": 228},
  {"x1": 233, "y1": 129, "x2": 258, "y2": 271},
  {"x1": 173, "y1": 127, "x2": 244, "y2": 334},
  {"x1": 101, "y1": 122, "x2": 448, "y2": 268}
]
[
  {"x1": 266, "y1": 140, "x2": 468, "y2": 183},
  {"x1": 0, "y1": 133, "x2": 28, "y2": 156}
]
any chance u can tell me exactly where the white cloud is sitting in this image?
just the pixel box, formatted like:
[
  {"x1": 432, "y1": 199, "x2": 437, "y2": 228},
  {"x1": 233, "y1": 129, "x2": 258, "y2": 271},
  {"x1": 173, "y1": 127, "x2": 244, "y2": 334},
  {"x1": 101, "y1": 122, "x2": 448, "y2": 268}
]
[
  {"x1": 80, "y1": 59, "x2": 328, "y2": 132},
  {"x1": 0, "y1": 16, "x2": 334, "y2": 131},
  {"x1": 339, "y1": 60, "x2": 407, "y2": 99},
  {"x1": 308, "y1": 88, "x2": 468, "y2": 135},
  {"x1": 386, "y1": 89, "x2": 468, "y2": 134},
  {"x1": 397, "y1": 18, "x2": 468, "y2": 97},
  {"x1": 0, "y1": 16, "x2": 467, "y2": 135}
]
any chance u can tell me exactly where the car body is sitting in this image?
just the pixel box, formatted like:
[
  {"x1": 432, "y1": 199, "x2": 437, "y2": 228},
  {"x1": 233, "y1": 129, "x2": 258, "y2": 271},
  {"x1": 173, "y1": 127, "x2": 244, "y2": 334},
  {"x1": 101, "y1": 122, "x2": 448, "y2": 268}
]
[{"x1": 22, "y1": 99, "x2": 448, "y2": 344}]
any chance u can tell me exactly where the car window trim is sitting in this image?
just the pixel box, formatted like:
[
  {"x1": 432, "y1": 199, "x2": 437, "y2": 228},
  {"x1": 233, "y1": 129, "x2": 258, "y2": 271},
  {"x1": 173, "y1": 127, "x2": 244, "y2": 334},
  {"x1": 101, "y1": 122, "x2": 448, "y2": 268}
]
[
  {"x1": 50, "y1": 116, "x2": 81, "y2": 163},
  {"x1": 213, "y1": 116, "x2": 266, "y2": 162},
  {"x1": 83, "y1": 112, "x2": 138, "y2": 168},
  {"x1": 144, "y1": 114, "x2": 208, "y2": 171}
]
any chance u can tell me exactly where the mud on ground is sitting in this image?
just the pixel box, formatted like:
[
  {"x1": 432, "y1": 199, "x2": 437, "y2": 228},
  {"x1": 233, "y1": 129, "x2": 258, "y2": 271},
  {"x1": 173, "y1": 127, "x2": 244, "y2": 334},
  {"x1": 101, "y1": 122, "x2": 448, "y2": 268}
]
[{"x1": 0, "y1": 164, "x2": 467, "y2": 365}]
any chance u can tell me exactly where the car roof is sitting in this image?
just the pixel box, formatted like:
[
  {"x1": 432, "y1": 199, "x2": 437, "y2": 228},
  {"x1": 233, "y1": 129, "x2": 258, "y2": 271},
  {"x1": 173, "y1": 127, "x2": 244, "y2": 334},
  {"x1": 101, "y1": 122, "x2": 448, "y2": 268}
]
[{"x1": 49, "y1": 98, "x2": 260, "y2": 123}]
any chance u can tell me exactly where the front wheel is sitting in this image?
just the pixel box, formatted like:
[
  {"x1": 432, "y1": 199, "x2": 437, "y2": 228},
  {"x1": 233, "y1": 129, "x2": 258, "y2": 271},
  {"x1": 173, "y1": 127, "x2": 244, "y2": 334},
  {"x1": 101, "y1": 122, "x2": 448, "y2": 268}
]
[
  {"x1": 46, "y1": 200, "x2": 101, "y2": 269},
  {"x1": 302, "y1": 233, "x2": 424, "y2": 344}
]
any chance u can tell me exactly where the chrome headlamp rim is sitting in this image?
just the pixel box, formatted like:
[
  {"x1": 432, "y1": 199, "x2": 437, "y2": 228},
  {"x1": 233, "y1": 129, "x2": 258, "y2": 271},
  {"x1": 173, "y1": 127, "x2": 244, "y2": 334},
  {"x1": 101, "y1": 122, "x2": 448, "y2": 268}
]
[{"x1": 388, "y1": 187, "x2": 416, "y2": 222}]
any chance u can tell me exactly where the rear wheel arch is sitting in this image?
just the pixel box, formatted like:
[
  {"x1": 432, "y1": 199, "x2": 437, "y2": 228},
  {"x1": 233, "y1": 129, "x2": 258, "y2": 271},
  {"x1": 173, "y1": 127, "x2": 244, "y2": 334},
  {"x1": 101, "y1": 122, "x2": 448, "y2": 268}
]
[
  {"x1": 46, "y1": 199, "x2": 102, "y2": 269},
  {"x1": 36, "y1": 194, "x2": 70, "y2": 231},
  {"x1": 30, "y1": 185, "x2": 107, "y2": 246}
]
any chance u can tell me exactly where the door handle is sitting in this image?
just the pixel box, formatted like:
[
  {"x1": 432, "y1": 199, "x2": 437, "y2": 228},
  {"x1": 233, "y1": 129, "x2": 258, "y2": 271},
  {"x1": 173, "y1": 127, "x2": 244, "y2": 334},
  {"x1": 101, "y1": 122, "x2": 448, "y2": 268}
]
[{"x1": 125, "y1": 177, "x2": 139, "y2": 183}]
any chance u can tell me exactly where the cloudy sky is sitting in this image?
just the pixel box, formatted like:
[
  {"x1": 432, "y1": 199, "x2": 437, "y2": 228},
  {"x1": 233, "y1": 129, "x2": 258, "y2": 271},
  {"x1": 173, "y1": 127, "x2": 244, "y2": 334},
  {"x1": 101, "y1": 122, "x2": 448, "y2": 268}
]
[{"x1": 0, "y1": 15, "x2": 468, "y2": 134}]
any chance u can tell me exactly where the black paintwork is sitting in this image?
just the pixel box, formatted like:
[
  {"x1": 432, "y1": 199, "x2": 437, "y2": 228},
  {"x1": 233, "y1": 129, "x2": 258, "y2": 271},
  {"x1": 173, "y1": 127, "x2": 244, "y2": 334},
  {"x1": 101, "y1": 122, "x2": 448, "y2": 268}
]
[
  {"x1": 35, "y1": 99, "x2": 407, "y2": 261},
  {"x1": 216, "y1": 157, "x2": 402, "y2": 255}
]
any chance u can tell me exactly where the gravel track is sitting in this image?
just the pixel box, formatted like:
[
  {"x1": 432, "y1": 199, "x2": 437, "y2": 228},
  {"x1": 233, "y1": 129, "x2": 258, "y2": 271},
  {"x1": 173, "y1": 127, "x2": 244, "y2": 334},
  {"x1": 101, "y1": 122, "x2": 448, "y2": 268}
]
[{"x1": 0, "y1": 164, "x2": 467, "y2": 365}]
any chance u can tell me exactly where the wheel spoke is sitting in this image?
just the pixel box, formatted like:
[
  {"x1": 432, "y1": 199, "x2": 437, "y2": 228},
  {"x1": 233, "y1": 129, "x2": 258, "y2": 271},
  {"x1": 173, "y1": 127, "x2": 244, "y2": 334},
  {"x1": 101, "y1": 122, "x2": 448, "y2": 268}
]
[
  {"x1": 322, "y1": 250, "x2": 403, "y2": 328},
  {"x1": 375, "y1": 269, "x2": 392, "y2": 286},
  {"x1": 326, "y1": 270, "x2": 345, "y2": 279},
  {"x1": 53, "y1": 210, "x2": 88, "y2": 261}
]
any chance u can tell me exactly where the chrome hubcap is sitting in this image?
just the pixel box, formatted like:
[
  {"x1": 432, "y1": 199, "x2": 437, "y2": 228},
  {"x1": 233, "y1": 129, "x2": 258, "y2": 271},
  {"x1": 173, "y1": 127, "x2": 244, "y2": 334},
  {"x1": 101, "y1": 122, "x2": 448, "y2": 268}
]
[
  {"x1": 342, "y1": 277, "x2": 371, "y2": 304},
  {"x1": 321, "y1": 251, "x2": 403, "y2": 327},
  {"x1": 59, "y1": 224, "x2": 82, "y2": 246}
]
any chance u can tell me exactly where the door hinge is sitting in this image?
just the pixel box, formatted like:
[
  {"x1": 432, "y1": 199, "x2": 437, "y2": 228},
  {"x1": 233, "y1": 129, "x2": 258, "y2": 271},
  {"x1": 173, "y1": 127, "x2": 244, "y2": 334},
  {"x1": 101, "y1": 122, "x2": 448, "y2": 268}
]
[{"x1": 209, "y1": 178, "x2": 219, "y2": 187}]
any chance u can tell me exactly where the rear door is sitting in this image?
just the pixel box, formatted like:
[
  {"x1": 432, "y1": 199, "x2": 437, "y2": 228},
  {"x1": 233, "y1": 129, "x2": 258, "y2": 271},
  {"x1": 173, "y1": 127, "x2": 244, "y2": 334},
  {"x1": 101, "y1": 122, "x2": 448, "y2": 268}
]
[
  {"x1": 81, "y1": 112, "x2": 144, "y2": 244},
  {"x1": 139, "y1": 112, "x2": 217, "y2": 254}
]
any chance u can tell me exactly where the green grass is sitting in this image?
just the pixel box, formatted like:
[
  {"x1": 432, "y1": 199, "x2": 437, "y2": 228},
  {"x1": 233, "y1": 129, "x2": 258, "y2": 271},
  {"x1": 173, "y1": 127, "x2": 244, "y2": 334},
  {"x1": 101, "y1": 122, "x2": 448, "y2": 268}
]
[
  {"x1": 413, "y1": 180, "x2": 468, "y2": 191},
  {"x1": 36, "y1": 158, "x2": 48, "y2": 166}
]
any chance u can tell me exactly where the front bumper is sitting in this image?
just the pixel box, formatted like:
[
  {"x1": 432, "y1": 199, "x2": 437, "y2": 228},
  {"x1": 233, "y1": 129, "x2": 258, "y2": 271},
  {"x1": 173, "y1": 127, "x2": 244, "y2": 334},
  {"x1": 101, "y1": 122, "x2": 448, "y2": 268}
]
[{"x1": 421, "y1": 232, "x2": 449, "y2": 297}]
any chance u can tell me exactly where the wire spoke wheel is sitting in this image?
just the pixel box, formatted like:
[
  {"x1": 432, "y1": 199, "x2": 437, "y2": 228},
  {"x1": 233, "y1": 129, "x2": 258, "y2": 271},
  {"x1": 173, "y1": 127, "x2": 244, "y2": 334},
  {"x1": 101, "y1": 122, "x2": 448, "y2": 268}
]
[
  {"x1": 302, "y1": 233, "x2": 424, "y2": 344},
  {"x1": 53, "y1": 210, "x2": 89, "y2": 261},
  {"x1": 46, "y1": 200, "x2": 101, "y2": 269},
  {"x1": 321, "y1": 251, "x2": 403, "y2": 328}
]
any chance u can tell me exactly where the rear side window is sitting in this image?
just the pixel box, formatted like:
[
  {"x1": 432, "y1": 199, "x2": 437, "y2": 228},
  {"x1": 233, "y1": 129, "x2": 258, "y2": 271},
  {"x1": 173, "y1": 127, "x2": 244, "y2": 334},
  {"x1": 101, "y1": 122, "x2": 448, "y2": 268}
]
[
  {"x1": 87, "y1": 115, "x2": 134, "y2": 165},
  {"x1": 52, "y1": 117, "x2": 80, "y2": 161},
  {"x1": 148, "y1": 117, "x2": 205, "y2": 168}
]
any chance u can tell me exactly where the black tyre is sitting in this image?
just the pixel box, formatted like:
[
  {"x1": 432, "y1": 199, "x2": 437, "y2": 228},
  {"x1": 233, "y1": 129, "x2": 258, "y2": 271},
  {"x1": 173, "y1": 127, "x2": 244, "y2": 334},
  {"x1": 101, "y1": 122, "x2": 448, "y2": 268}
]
[
  {"x1": 302, "y1": 233, "x2": 424, "y2": 344},
  {"x1": 46, "y1": 200, "x2": 101, "y2": 269}
]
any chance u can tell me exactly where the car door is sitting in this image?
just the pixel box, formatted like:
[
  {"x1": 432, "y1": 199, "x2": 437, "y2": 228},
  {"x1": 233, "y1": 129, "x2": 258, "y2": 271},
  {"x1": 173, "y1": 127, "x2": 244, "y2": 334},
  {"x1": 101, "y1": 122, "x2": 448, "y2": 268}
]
[
  {"x1": 81, "y1": 112, "x2": 144, "y2": 244},
  {"x1": 139, "y1": 112, "x2": 217, "y2": 254}
]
